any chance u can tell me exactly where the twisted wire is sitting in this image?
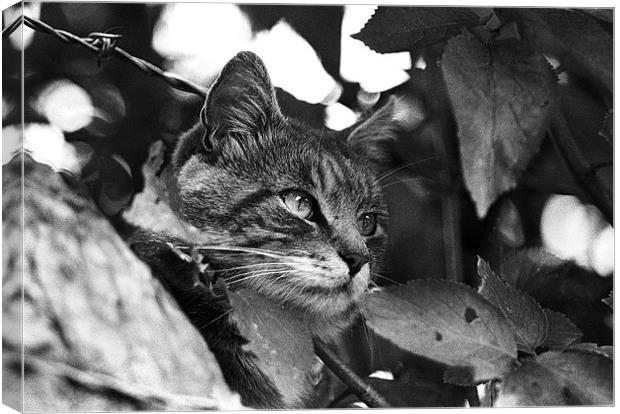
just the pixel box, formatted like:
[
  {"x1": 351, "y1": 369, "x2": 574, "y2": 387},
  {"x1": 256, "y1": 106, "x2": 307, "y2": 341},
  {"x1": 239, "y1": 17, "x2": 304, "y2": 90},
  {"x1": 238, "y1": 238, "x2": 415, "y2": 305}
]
[{"x1": 3, "y1": 14, "x2": 208, "y2": 98}]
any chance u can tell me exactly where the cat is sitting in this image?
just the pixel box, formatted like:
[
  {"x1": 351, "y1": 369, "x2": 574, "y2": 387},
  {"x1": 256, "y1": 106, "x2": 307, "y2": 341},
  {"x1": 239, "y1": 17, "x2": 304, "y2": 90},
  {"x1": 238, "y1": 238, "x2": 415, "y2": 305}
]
[{"x1": 130, "y1": 51, "x2": 398, "y2": 408}]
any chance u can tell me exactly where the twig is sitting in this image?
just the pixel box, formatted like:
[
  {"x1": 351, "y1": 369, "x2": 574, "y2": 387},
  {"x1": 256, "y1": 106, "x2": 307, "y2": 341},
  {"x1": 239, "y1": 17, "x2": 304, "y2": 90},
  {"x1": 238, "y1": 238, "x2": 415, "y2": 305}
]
[
  {"x1": 312, "y1": 336, "x2": 391, "y2": 408},
  {"x1": 548, "y1": 106, "x2": 613, "y2": 224},
  {"x1": 422, "y1": 48, "x2": 464, "y2": 283}
]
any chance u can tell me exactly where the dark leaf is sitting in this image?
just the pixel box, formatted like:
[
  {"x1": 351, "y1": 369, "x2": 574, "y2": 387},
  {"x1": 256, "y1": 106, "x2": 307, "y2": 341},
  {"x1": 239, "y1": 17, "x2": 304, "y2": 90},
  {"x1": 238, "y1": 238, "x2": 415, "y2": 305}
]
[
  {"x1": 498, "y1": 248, "x2": 567, "y2": 291},
  {"x1": 495, "y1": 199, "x2": 524, "y2": 248},
  {"x1": 229, "y1": 289, "x2": 317, "y2": 408},
  {"x1": 533, "y1": 9, "x2": 612, "y2": 91},
  {"x1": 352, "y1": 7, "x2": 480, "y2": 53},
  {"x1": 441, "y1": 32, "x2": 556, "y2": 218},
  {"x1": 537, "y1": 349, "x2": 613, "y2": 404},
  {"x1": 542, "y1": 309, "x2": 582, "y2": 350},
  {"x1": 477, "y1": 258, "x2": 547, "y2": 354},
  {"x1": 82, "y1": 154, "x2": 134, "y2": 216},
  {"x1": 578, "y1": 8, "x2": 614, "y2": 24},
  {"x1": 498, "y1": 349, "x2": 613, "y2": 406},
  {"x1": 502, "y1": 253, "x2": 612, "y2": 345},
  {"x1": 495, "y1": 359, "x2": 571, "y2": 406},
  {"x1": 521, "y1": 132, "x2": 589, "y2": 198},
  {"x1": 361, "y1": 279, "x2": 517, "y2": 384}
]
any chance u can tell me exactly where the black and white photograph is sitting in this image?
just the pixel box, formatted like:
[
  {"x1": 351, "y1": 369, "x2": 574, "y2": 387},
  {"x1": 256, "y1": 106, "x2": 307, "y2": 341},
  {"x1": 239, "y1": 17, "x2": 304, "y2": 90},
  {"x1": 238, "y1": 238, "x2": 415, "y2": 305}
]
[{"x1": 1, "y1": 0, "x2": 615, "y2": 410}]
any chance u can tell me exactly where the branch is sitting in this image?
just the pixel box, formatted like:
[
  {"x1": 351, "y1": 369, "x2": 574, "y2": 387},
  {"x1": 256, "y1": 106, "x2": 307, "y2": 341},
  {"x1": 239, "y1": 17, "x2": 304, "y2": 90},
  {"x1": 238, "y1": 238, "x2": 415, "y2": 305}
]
[
  {"x1": 312, "y1": 337, "x2": 391, "y2": 408},
  {"x1": 421, "y1": 47, "x2": 464, "y2": 283}
]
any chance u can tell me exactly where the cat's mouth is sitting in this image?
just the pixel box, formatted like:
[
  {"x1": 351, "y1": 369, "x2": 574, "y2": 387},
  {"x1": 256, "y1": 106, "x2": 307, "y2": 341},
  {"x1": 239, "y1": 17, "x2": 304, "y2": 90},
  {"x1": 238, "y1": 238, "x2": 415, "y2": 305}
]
[{"x1": 213, "y1": 253, "x2": 370, "y2": 315}]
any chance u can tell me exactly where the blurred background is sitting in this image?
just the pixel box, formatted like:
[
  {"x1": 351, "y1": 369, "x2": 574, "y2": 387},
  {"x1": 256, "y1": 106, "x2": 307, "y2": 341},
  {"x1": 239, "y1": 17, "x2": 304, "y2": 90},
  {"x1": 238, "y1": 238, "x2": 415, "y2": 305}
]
[{"x1": 2, "y1": 2, "x2": 613, "y2": 406}]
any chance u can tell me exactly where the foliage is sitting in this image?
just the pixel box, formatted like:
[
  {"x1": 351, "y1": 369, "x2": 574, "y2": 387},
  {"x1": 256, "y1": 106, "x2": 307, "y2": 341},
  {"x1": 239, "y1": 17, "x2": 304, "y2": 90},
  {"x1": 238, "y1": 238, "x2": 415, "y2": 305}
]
[
  {"x1": 361, "y1": 259, "x2": 612, "y2": 405},
  {"x1": 349, "y1": 7, "x2": 612, "y2": 405},
  {"x1": 3, "y1": 3, "x2": 612, "y2": 409}
]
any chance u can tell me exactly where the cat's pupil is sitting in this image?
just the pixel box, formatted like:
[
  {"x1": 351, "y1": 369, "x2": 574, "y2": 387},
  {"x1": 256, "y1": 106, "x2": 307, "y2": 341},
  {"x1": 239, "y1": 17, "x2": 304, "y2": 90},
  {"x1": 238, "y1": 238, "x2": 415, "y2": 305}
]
[
  {"x1": 357, "y1": 213, "x2": 377, "y2": 236},
  {"x1": 282, "y1": 190, "x2": 314, "y2": 220}
]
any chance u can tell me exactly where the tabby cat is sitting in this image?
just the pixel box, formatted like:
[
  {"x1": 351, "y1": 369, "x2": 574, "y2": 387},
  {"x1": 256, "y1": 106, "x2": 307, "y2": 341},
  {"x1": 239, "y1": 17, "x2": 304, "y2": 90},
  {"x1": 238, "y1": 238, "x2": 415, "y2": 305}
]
[{"x1": 130, "y1": 51, "x2": 398, "y2": 408}]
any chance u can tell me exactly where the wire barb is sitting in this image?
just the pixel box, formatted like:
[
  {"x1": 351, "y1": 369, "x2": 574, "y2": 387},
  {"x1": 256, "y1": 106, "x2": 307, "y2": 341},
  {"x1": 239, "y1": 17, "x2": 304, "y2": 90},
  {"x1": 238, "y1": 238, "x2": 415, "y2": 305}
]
[
  {"x1": 87, "y1": 32, "x2": 122, "y2": 63},
  {"x1": 2, "y1": 14, "x2": 208, "y2": 98}
]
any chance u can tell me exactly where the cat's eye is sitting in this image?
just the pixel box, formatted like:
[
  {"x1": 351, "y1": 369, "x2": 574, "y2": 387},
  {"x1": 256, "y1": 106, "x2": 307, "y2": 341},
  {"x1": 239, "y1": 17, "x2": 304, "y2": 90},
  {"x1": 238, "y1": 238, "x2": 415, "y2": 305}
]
[
  {"x1": 282, "y1": 190, "x2": 314, "y2": 220},
  {"x1": 357, "y1": 213, "x2": 377, "y2": 236}
]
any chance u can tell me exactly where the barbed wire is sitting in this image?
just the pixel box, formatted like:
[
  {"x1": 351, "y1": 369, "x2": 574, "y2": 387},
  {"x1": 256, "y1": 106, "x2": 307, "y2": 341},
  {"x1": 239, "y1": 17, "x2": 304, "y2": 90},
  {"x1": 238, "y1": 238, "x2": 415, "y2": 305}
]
[{"x1": 3, "y1": 15, "x2": 208, "y2": 99}]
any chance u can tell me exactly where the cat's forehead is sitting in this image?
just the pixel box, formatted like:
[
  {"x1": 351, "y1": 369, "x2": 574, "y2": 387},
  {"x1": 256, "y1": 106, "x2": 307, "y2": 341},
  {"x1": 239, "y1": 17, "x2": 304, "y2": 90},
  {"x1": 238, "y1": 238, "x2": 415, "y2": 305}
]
[{"x1": 265, "y1": 123, "x2": 383, "y2": 208}]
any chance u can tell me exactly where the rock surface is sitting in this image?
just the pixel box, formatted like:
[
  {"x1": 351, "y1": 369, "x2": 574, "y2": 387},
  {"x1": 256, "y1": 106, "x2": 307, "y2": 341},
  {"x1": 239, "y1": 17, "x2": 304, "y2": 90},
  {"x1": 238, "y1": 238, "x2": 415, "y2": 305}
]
[{"x1": 2, "y1": 155, "x2": 241, "y2": 411}]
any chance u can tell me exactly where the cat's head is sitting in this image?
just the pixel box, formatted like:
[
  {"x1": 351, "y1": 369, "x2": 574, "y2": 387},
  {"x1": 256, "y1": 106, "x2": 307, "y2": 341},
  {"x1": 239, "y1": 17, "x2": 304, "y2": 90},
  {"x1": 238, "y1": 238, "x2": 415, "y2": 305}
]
[{"x1": 173, "y1": 51, "x2": 397, "y2": 317}]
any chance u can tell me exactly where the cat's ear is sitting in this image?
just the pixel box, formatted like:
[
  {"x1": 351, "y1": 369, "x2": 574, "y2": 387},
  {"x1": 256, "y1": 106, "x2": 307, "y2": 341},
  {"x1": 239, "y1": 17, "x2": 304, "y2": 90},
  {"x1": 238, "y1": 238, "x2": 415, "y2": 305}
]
[
  {"x1": 201, "y1": 51, "x2": 283, "y2": 151},
  {"x1": 345, "y1": 97, "x2": 399, "y2": 166}
]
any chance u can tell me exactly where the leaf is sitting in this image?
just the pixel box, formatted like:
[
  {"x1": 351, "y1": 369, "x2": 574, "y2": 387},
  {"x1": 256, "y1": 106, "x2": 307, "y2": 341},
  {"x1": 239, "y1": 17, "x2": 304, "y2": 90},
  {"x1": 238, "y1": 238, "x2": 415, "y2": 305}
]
[
  {"x1": 495, "y1": 359, "x2": 571, "y2": 406},
  {"x1": 521, "y1": 132, "x2": 589, "y2": 198},
  {"x1": 578, "y1": 9, "x2": 614, "y2": 24},
  {"x1": 537, "y1": 349, "x2": 613, "y2": 404},
  {"x1": 477, "y1": 258, "x2": 547, "y2": 354},
  {"x1": 229, "y1": 289, "x2": 317, "y2": 408},
  {"x1": 352, "y1": 7, "x2": 480, "y2": 53},
  {"x1": 81, "y1": 154, "x2": 134, "y2": 216},
  {"x1": 567, "y1": 343, "x2": 613, "y2": 360},
  {"x1": 495, "y1": 198, "x2": 524, "y2": 248},
  {"x1": 533, "y1": 9, "x2": 612, "y2": 91},
  {"x1": 441, "y1": 32, "x2": 556, "y2": 218},
  {"x1": 542, "y1": 309, "x2": 582, "y2": 350},
  {"x1": 499, "y1": 250, "x2": 612, "y2": 345},
  {"x1": 497, "y1": 349, "x2": 613, "y2": 406},
  {"x1": 122, "y1": 141, "x2": 210, "y2": 243},
  {"x1": 498, "y1": 248, "x2": 567, "y2": 291},
  {"x1": 361, "y1": 279, "x2": 517, "y2": 384}
]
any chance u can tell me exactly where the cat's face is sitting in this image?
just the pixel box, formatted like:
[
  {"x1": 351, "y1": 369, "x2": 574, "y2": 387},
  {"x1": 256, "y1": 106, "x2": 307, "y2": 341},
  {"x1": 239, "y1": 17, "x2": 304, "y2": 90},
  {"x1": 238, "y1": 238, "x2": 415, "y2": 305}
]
[{"x1": 174, "y1": 52, "x2": 395, "y2": 317}]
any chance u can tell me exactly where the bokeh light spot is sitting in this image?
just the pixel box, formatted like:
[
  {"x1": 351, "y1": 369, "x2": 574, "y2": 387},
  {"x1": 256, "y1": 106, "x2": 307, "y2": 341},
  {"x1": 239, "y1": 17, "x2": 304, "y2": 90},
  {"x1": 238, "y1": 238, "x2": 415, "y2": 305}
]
[{"x1": 33, "y1": 79, "x2": 94, "y2": 133}]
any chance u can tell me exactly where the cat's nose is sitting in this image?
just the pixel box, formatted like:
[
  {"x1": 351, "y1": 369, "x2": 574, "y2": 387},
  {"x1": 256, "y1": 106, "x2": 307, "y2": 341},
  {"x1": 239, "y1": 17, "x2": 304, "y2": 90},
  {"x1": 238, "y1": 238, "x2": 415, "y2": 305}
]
[{"x1": 339, "y1": 252, "x2": 369, "y2": 277}]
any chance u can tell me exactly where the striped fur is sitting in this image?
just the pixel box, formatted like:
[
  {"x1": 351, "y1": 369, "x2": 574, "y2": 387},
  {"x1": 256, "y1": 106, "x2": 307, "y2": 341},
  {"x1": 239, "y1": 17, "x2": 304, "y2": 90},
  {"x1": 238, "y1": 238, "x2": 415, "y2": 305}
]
[{"x1": 154, "y1": 51, "x2": 398, "y2": 407}]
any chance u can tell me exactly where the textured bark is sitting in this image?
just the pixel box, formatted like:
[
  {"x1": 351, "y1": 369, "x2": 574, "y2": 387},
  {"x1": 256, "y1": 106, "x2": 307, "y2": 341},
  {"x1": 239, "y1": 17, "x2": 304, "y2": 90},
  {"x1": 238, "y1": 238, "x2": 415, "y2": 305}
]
[{"x1": 2, "y1": 155, "x2": 242, "y2": 411}]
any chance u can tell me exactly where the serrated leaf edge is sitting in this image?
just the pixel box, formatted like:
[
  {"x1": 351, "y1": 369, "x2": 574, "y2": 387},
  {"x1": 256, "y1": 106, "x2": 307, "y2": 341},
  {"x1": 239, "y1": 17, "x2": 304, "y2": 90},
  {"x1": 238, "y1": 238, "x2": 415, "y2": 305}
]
[
  {"x1": 541, "y1": 308, "x2": 582, "y2": 350},
  {"x1": 477, "y1": 258, "x2": 548, "y2": 353}
]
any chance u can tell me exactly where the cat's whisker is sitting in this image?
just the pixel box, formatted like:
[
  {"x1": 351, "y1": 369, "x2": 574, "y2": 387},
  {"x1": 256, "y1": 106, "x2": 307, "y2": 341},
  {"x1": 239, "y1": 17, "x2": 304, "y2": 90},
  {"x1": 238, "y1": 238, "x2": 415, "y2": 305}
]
[
  {"x1": 227, "y1": 270, "x2": 285, "y2": 281},
  {"x1": 378, "y1": 176, "x2": 429, "y2": 191},
  {"x1": 216, "y1": 262, "x2": 291, "y2": 273},
  {"x1": 372, "y1": 272, "x2": 401, "y2": 285},
  {"x1": 229, "y1": 265, "x2": 326, "y2": 285},
  {"x1": 226, "y1": 270, "x2": 296, "y2": 286},
  {"x1": 222, "y1": 263, "x2": 324, "y2": 280},
  {"x1": 373, "y1": 156, "x2": 440, "y2": 184},
  {"x1": 193, "y1": 245, "x2": 310, "y2": 261},
  {"x1": 195, "y1": 308, "x2": 234, "y2": 330}
]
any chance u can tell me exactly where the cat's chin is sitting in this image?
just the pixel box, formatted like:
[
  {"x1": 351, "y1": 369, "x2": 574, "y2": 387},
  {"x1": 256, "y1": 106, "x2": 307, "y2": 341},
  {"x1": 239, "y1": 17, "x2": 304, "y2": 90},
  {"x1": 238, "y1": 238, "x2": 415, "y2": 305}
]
[{"x1": 290, "y1": 263, "x2": 370, "y2": 318}]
